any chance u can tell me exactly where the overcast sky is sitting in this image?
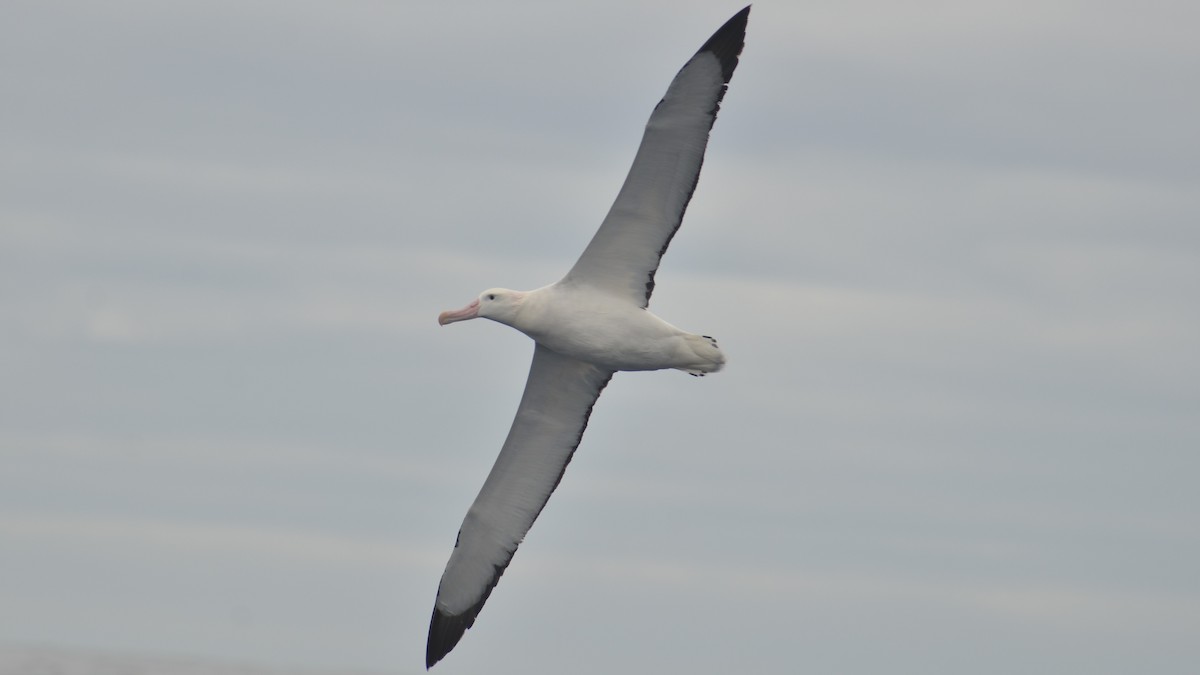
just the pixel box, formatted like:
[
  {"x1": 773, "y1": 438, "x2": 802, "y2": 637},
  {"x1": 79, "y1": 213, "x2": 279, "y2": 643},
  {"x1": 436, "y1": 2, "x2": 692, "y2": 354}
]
[{"x1": 2, "y1": 1, "x2": 1198, "y2": 674}]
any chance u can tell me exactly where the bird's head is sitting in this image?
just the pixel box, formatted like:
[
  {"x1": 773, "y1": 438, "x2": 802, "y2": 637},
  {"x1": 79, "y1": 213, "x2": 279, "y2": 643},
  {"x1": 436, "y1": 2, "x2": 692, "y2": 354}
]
[{"x1": 438, "y1": 288, "x2": 527, "y2": 327}]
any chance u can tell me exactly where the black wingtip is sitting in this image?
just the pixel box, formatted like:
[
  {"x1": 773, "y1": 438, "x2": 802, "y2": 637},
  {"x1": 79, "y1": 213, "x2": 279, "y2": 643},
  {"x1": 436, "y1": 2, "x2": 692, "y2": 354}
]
[
  {"x1": 697, "y1": 5, "x2": 750, "y2": 82},
  {"x1": 425, "y1": 561, "x2": 506, "y2": 669},
  {"x1": 426, "y1": 606, "x2": 474, "y2": 669}
]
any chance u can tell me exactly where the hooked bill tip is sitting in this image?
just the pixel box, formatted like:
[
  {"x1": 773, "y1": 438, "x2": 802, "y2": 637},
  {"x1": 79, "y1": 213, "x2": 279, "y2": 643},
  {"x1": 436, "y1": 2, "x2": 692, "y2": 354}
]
[{"x1": 437, "y1": 299, "x2": 479, "y2": 326}]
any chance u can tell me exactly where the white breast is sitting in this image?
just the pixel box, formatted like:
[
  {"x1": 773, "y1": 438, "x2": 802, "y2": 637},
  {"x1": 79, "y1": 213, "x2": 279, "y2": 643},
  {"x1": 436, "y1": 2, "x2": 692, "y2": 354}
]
[{"x1": 512, "y1": 285, "x2": 696, "y2": 371}]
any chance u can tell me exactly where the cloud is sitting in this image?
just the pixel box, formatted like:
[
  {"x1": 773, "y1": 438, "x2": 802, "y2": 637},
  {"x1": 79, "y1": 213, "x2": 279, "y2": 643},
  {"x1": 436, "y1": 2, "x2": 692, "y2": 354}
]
[
  {"x1": 0, "y1": 511, "x2": 436, "y2": 569},
  {"x1": 2, "y1": 1, "x2": 1197, "y2": 672}
]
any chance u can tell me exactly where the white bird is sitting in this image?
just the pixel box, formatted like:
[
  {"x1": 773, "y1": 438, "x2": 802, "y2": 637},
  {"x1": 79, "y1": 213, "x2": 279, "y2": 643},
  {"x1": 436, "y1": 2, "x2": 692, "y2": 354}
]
[{"x1": 427, "y1": 6, "x2": 749, "y2": 668}]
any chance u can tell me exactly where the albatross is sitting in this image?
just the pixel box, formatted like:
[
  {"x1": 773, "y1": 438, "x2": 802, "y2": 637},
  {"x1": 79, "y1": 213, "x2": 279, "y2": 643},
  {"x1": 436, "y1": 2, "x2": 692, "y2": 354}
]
[{"x1": 427, "y1": 6, "x2": 749, "y2": 667}]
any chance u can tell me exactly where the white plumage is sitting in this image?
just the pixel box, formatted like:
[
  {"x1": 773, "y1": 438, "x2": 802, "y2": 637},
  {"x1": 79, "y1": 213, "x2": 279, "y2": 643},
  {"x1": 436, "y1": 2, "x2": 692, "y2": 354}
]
[{"x1": 426, "y1": 6, "x2": 749, "y2": 668}]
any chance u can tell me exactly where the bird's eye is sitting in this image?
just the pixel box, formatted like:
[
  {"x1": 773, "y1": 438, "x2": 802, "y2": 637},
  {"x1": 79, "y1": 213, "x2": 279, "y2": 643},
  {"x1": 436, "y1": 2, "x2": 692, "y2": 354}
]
[{"x1": 487, "y1": 294, "x2": 496, "y2": 301}]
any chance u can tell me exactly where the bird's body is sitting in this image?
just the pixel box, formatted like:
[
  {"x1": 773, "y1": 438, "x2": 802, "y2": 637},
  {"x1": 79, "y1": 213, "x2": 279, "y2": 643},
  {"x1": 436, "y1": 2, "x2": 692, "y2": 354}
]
[
  {"x1": 460, "y1": 285, "x2": 726, "y2": 374},
  {"x1": 426, "y1": 6, "x2": 749, "y2": 668}
]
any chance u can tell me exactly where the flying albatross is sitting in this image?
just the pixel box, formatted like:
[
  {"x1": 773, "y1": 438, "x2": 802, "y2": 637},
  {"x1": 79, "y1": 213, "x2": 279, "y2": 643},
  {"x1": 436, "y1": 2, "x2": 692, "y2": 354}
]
[{"x1": 427, "y1": 6, "x2": 749, "y2": 667}]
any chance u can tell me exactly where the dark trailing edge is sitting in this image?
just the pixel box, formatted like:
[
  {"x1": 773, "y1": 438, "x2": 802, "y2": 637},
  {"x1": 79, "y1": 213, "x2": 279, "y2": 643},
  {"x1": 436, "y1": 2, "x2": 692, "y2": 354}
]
[
  {"x1": 425, "y1": 6, "x2": 747, "y2": 669},
  {"x1": 426, "y1": 366, "x2": 613, "y2": 669},
  {"x1": 641, "y1": 5, "x2": 749, "y2": 305}
]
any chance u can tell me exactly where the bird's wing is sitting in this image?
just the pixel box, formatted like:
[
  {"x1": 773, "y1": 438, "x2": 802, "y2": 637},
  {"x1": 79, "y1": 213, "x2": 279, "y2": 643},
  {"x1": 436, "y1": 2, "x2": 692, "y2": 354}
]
[
  {"x1": 561, "y1": 6, "x2": 748, "y2": 307},
  {"x1": 426, "y1": 344, "x2": 614, "y2": 668}
]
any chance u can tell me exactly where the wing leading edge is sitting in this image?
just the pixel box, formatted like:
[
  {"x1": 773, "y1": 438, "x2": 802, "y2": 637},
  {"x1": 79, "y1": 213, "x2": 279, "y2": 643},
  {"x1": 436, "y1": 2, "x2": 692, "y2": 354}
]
[
  {"x1": 563, "y1": 6, "x2": 748, "y2": 307},
  {"x1": 427, "y1": 345, "x2": 613, "y2": 667},
  {"x1": 426, "y1": 6, "x2": 748, "y2": 668}
]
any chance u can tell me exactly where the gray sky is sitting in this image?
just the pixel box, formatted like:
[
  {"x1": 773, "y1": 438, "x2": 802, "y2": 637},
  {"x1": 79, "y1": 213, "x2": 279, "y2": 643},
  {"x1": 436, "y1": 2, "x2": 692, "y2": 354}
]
[{"x1": 2, "y1": 1, "x2": 1198, "y2": 673}]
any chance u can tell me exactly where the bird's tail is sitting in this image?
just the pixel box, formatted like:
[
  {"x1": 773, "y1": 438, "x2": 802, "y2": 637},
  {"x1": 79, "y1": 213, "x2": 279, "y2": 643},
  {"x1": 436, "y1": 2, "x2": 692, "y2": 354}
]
[{"x1": 679, "y1": 334, "x2": 725, "y2": 377}]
